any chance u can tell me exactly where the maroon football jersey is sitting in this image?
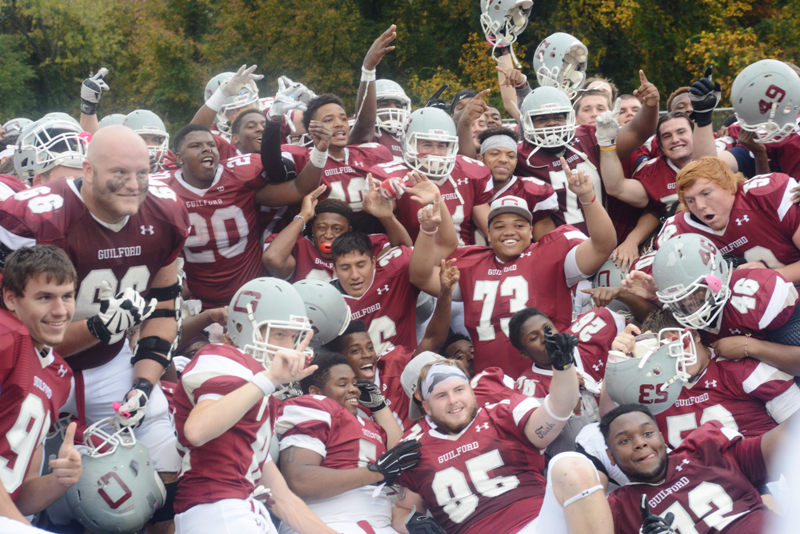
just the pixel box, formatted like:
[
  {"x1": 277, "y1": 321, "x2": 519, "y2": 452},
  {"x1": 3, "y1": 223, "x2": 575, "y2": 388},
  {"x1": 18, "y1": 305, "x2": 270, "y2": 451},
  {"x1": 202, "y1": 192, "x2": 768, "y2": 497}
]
[
  {"x1": 262, "y1": 233, "x2": 389, "y2": 283},
  {"x1": 0, "y1": 179, "x2": 189, "y2": 370},
  {"x1": 490, "y1": 175, "x2": 558, "y2": 225},
  {"x1": 608, "y1": 421, "x2": 771, "y2": 534},
  {"x1": 397, "y1": 392, "x2": 546, "y2": 534},
  {"x1": 621, "y1": 135, "x2": 660, "y2": 178},
  {"x1": 0, "y1": 310, "x2": 72, "y2": 502},
  {"x1": 282, "y1": 143, "x2": 394, "y2": 211},
  {"x1": 656, "y1": 357, "x2": 800, "y2": 448},
  {"x1": 174, "y1": 344, "x2": 275, "y2": 513},
  {"x1": 157, "y1": 155, "x2": 269, "y2": 309},
  {"x1": 449, "y1": 225, "x2": 588, "y2": 376},
  {"x1": 727, "y1": 122, "x2": 800, "y2": 178},
  {"x1": 369, "y1": 156, "x2": 493, "y2": 245},
  {"x1": 337, "y1": 245, "x2": 420, "y2": 355},
  {"x1": 212, "y1": 133, "x2": 241, "y2": 162},
  {"x1": 0, "y1": 174, "x2": 26, "y2": 202},
  {"x1": 656, "y1": 174, "x2": 800, "y2": 268},
  {"x1": 632, "y1": 156, "x2": 680, "y2": 213},
  {"x1": 630, "y1": 250, "x2": 657, "y2": 277},
  {"x1": 373, "y1": 129, "x2": 404, "y2": 159},
  {"x1": 376, "y1": 345, "x2": 414, "y2": 430}
]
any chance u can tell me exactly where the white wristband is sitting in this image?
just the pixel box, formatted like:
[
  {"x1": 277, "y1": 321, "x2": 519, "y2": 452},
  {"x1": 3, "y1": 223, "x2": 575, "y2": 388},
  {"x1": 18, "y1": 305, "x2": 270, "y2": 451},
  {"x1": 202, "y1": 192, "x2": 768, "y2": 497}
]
[
  {"x1": 309, "y1": 147, "x2": 328, "y2": 168},
  {"x1": 205, "y1": 86, "x2": 228, "y2": 113},
  {"x1": 544, "y1": 394, "x2": 572, "y2": 422},
  {"x1": 251, "y1": 372, "x2": 276, "y2": 397},
  {"x1": 361, "y1": 66, "x2": 376, "y2": 83}
]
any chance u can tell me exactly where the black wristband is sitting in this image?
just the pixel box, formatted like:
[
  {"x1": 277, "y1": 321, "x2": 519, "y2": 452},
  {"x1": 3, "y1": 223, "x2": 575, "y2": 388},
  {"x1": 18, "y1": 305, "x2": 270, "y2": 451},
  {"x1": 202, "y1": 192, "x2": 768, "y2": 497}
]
[
  {"x1": 86, "y1": 314, "x2": 110, "y2": 344},
  {"x1": 80, "y1": 100, "x2": 98, "y2": 116},
  {"x1": 131, "y1": 377, "x2": 154, "y2": 398}
]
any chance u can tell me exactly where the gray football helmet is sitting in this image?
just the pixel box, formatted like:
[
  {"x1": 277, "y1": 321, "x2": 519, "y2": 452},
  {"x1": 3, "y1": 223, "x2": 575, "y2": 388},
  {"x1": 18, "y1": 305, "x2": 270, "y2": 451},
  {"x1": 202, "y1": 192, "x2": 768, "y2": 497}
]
[
  {"x1": 532, "y1": 32, "x2": 589, "y2": 100},
  {"x1": 604, "y1": 330, "x2": 697, "y2": 414},
  {"x1": 402, "y1": 107, "x2": 459, "y2": 177},
  {"x1": 228, "y1": 277, "x2": 313, "y2": 367},
  {"x1": 293, "y1": 279, "x2": 351, "y2": 348},
  {"x1": 14, "y1": 117, "x2": 87, "y2": 180},
  {"x1": 376, "y1": 79, "x2": 412, "y2": 135},
  {"x1": 653, "y1": 234, "x2": 732, "y2": 330},
  {"x1": 2, "y1": 117, "x2": 32, "y2": 137},
  {"x1": 43, "y1": 112, "x2": 81, "y2": 127},
  {"x1": 204, "y1": 71, "x2": 259, "y2": 134},
  {"x1": 98, "y1": 113, "x2": 128, "y2": 129},
  {"x1": 124, "y1": 109, "x2": 170, "y2": 168},
  {"x1": 732, "y1": 59, "x2": 800, "y2": 144},
  {"x1": 593, "y1": 258, "x2": 630, "y2": 315},
  {"x1": 480, "y1": 0, "x2": 533, "y2": 47},
  {"x1": 520, "y1": 86, "x2": 576, "y2": 148},
  {"x1": 66, "y1": 418, "x2": 166, "y2": 534}
]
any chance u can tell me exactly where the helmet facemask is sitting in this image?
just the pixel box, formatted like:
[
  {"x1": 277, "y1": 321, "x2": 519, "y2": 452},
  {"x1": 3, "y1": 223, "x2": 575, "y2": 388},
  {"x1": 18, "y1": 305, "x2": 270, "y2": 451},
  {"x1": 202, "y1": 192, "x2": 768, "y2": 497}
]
[
  {"x1": 17, "y1": 122, "x2": 88, "y2": 178},
  {"x1": 657, "y1": 265, "x2": 732, "y2": 330},
  {"x1": 522, "y1": 109, "x2": 576, "y2": 148},
  {"x1": 135, "y1": 126, "x2": 170, "y2": 168},
  {"x1": 404, "y1": 131, "x2": 459, "y2": 177},
  {"x1": 657, "y1": 328, "x2": 698, "y2": 383},
  {"x1": 82, "y1": 418, "x2": 136, "y2": 458},
  {"x1": 215, "y1": 83, "x2": 260, "y2": 134},
  {"x1": 736, "y1": 101, "x2": 799, "y2": 144},
  {"x1": 376, "y1": 98, "x2": 411, "y2": 135},
  {"x1": 243, "y1": 302, "x2": 313, "y2": 368},
  {"x1": 534, "y1": 44, "x2": 588, "y2": 100},
  {"x1": 480, "y1": 1, "x2": 532, "y2": 48}
]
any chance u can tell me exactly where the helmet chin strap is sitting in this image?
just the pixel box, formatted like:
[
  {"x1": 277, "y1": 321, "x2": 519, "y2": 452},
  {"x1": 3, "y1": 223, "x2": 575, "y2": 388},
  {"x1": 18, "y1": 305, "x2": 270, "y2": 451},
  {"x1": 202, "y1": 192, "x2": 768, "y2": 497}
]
[{"x1": 247, "y1": 302, "x2": 264, "y2": 344}]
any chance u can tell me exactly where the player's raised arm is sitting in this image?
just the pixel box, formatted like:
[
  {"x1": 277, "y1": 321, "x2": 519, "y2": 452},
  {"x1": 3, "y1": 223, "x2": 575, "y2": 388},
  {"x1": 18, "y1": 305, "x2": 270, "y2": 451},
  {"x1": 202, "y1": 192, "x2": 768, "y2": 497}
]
[
  {"x1": 617, "y1": 70, "x2": 659, "y2": 159},
  {"x1": 79, "y1": 67, "x2": 110, "y2": 134},
  {"x1": 457, "y1": 89, "x2": 491, "y2": 159},
  {"x1": 566, "y1": 157, "x2": 617, "y2": 276},
  {"x1": 597, "y1": 102, "x2": 650, "y2": 208},
  {"x1": 416, "y1": 260, "x2": 460, "y2": 354},
  {"x1": 349, "y1": 24, "x2": 397, "y2": 145},
  {"x1": 523, "y1": 328, "x2": 580, "y2": 449},
  {"x1": 191, "y1": 65, "x2": 263, "y2": 128}
]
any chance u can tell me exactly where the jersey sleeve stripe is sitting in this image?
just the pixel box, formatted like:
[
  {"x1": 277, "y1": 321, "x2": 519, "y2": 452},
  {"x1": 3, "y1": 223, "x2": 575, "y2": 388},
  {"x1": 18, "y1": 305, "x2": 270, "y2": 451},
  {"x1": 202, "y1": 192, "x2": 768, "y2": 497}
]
[
  {"x1": 279, "y1": 434, "x2": 327, "y2": 458},
  {"x1": 742, "y1": 362, "x2": 794, "y2": 394},
  {"x1": 778, "y1": 177, "x2": 799, "y2": 221},
  {"x1": 564, "y1": 230, "x2": 589, "y2": 241},
  {"x1": 274, "y1": 405, "x2": 332, "y2": 437},
  {"x1": 533, "y1": 193, "x2": 559, "y2": 213},
  {"x1": 759, "y1": 278, "x2": 798, "y2": 330},
  {"x1": 512, "y1": 396, "x2": 539, "y2": 426},
  {"x1": 181, "y1": 354, "x2": 254, "y2": 402},
  {"x1": 765, "y1": 385, "x2": 800, "y2": 424},
  {"x1": 719, "y1": 426, "x2": 743, "y2": 443},
  {"x1": 197, "y1": 393, "x2": 224, "y2": 403},
  {"x1": 609, "y1": 310, "x2": 627, "y2": 334},
  {"x1": 564, "y1": 245, "x2": 588, "y2": 287},
  {"x1": 0, "y1": 224, "x2": 36, "y2": 250}
]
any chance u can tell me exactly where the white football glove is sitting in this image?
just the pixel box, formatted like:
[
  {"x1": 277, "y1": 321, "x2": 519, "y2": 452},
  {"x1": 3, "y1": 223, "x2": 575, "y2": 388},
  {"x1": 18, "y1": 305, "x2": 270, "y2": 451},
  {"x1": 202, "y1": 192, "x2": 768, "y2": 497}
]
[
  {"x1": 267, "y1": 76, "x2": 313, "y2": 121},
  {"x1": 114, "y1": 378, "x2": 153, "y2": 429},
  {"x1": 278, "y1": 76, "x2": 316, "y2": 104},
  {"x1": 221, "y1": 64, "x2": 264, "y2": 98},
  {"x1": 86, "y1": 280, "x2": 157, "y2": 345},
  {"x1": 80, "y1": 68, "x2": 110, "y2": 115},
  {"x1": 595, "y1": 97, "x2": 621, "y2": 149}
]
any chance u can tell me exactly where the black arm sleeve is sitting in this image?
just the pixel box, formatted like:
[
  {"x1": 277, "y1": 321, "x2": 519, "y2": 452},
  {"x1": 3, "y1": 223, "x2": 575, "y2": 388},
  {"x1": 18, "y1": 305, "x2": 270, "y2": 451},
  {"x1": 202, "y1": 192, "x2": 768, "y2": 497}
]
[{"x1": 261, "y1": 119, "x2": 291, "y2": 184}]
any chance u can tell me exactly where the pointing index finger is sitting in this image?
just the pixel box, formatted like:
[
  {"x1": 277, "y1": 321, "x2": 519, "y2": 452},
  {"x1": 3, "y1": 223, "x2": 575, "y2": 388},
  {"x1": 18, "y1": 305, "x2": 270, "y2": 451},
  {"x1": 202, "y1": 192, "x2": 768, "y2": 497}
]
[
  {"x1": 473, "y1": 88, "x2": 491, "y2": 101},
  {"x1": 639, "y1": 69, "x2": 648, "y2": 86}
]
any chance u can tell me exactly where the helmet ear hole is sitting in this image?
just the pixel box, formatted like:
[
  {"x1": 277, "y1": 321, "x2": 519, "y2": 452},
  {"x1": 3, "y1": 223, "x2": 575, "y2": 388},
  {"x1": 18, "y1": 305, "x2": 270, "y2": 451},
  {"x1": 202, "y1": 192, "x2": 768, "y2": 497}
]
[
  {"x1": 236, "y1": 322, "x2": 243, "y2": 333},
  {"x1": 651, "y1": 366, "x2": 662, "y2": 376},
  {"x1": 129, "y1": 460, "x2": 139, "y2": 477}
]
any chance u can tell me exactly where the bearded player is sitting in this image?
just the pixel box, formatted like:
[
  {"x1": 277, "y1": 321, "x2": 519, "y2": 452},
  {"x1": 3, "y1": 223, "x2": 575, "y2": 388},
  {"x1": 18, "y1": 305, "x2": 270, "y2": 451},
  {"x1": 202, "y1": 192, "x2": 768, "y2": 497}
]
[
  {"x1": 0, "y1": 246, "x2": 81, "y2": 533},
  {"x1": 0, "y1": 125, "x2": 189, "y2": 526}
]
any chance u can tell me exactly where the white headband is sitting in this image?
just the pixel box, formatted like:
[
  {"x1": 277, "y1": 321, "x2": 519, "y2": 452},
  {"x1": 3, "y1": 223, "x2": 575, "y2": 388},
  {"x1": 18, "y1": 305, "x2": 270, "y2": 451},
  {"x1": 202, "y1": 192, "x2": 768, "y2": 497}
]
[
  {"x1": 421, "y1": 363, "x2": 469, "y2": 400},
  {"x1": 480, "y1": 134, "x2": 518, "y2": 155}
]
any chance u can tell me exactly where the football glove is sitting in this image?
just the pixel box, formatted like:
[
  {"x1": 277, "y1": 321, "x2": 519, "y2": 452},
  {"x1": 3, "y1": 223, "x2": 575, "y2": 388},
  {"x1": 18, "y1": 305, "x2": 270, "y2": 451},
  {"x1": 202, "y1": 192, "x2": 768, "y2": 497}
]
[
  {"x1": 114, "y1": 378, "x2": 153, "y2": 429},
  {"x1": 268, "y1": 77, "x2": 313, "y2": 121},
  {"x1": 640, "y1": 495, "x2": 676, "y2": 534},
  {"x1": 222, "y1": 64, "x2": 263, "y2": 98},
  {"x1": 595, "y1": 98, "x2": 621, "y2": 149},
  {"x1": 380, "y1": 177, "x2": 406, "y2": 201},
  {"x1": 86, "y1": 281, "x2": 156, "y2": 345},
  {"x1": 544, "y1": 326, "x2": 577, "y2": 371},
  {"x1": 278, "y1": 76, "x2": 316, "y2": 105},
  {"x1": 80, "y1": 68, "x2": 110, "y2": 115},
  {"x1": 688, "y1": 66, "x2": 721, "y2": 127},
  {"x1": 406, "y1": 509, "x2": 447, "y2": 534},
  {"x1": 356, "y1": 379, "x2": 387, "y2": 412},
  {"x1": 367, "y1": 439, "x2": 422, "y2": 485}
]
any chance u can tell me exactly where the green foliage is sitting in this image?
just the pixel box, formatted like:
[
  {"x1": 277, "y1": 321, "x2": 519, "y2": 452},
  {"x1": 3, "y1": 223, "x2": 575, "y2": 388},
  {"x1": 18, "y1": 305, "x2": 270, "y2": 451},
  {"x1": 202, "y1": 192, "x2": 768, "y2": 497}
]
[{"x1": 0, "y1": 0, "x2": 796, "y2": 129}]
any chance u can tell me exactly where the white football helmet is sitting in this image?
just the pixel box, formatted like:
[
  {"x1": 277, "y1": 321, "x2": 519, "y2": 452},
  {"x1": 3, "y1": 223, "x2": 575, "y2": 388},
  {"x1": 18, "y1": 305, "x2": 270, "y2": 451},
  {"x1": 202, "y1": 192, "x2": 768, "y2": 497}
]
[
  {"x1": 13, "y1": 117, "x2": 87, "y2": 180},
  {"x1": 402, "y1": 107, "x2": 459, "y2": 177},
  {"x1": 124, "y1": 109, "x2": 170, "y2": 168},
  {"x1": 66, "y1": 418, "x2": 166, "y2": 534},
  {"x1": 2, "y1": 117, "x2": 32, "y2": 137},
  {"x1": 227, "y1": 277, "x2": 313, "y2": 367},
  {"x1": 293, "y1": 279, "x2": 351, "y2": 348},
  {"x1": 653, "y1": 234, "x2": 732, "y2": 330},
  {"x1": 376, "y1": 79, "x2": 412, "y2": 135},
  {"x1": 480, "y1": 0, "x2": 533, "y2": 48},
  {"x1": 532, "y1": 32, "x2": 589, "y2": 100},
  {"x1": 97, "y1": 114, "x2": 127, "y2": 129},
  {"x1": 604, "y1": 329, "x2": 696, "y2": 414},
  {"x1": 731, "y1": 59, "x2": 800, "y2": 144},
  {"x1": 520, "y1": 86, "x2": 576, "y2": 148},
  {"x1": 204, "y1": 72, "x2": 260, "y2": 134}
]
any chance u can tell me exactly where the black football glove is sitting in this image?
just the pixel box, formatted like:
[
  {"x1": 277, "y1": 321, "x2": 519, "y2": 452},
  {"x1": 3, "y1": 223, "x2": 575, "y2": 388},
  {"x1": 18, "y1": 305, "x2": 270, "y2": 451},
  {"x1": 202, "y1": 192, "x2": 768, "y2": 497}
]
[
  {"x1": 640, "y1": 495, "x2": 676, "y2": 534},
  {"x1": 406, "y1": 510, "x2": 447, "y2": 534},
  {"x1": 425, "y1": 84, "x2": 450, "y2": 110},
  {"x1": 80, "y1": 68, "x2": 110, "y2": 115},
  {"x1": 356, "y1": 379, "x2": 387, "y2": 412},
  {"x1": 688, "y1": 66, "x2": 721, "y2": 127},
  {"x1": 367, "y1": 439, "x2": 421, "y2": 485},
  {"x1": 544, "y1": 326, "x2": 577, "y2": 370}
]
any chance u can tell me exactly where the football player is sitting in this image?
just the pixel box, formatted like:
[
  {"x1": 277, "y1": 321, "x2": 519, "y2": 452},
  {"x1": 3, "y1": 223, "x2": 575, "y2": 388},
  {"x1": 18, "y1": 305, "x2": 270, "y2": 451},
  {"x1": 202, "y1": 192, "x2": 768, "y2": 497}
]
[
  {"x1": 440, "y1": 332, "x2": 475, "y2": 375},
  {"x1": 602, "y1": 405, "x2": 784, "y2": 533},
  {"x1": 574, "y1": 89, "x2": 611, "y2": 126},
  {"x1": 262, "y1": 178, "x2": 411, "y2": 282},
  {"x1": 77, "y1": 67, "x2": 110, "y2": 134},
  {"x1": 392, "y1": 355, "x2": 613, "y2": 534},
  {"x1": 617, "y1": 94, "x2": 641, "y2": 127},
  {"x1": 369, "y1": 107, "x2": 494, "y2": 245},
  {"x1": 156, "y1": 123, "x2": 327, "y2": 310},
  {"x1": 373, "y1": 79, "x2": 411, "y2": 158},
  {"x1": 124, "y1": 109, "x2": 171, "y2": 172},
  {"x1": 476, "y1": 126, "x2": 558, "y2": 241},
  {"x1": 0, "y1": 246, "x2": 81, "y2": 532},
  {"x1": 610, "y1": 308, "x2": 800, "y2": 450},
  {"x1": 173, "y1": 278, "x2": 340, "y2": 534},
  {"x1": 0, "y1": 125, "x2": 189, "y2": 527},
  {"x1": 13, "y1": 115, "x2": 87, "y2": 187},
  {"x1": 654, "y1": 157, "x2": 800, "y2": 283},
  {"x1": 409, "y1": 162, "x2": 617, "y2": 376},
  {"x1": 629, "y1": 234, "x2": 800, "y2": 374},
  {"x1": 275, "y1": 351, "x2": 421, "y2": 534},
  {"x1": 197, "y1": 66, "x2": 262, "y2": 142}
]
